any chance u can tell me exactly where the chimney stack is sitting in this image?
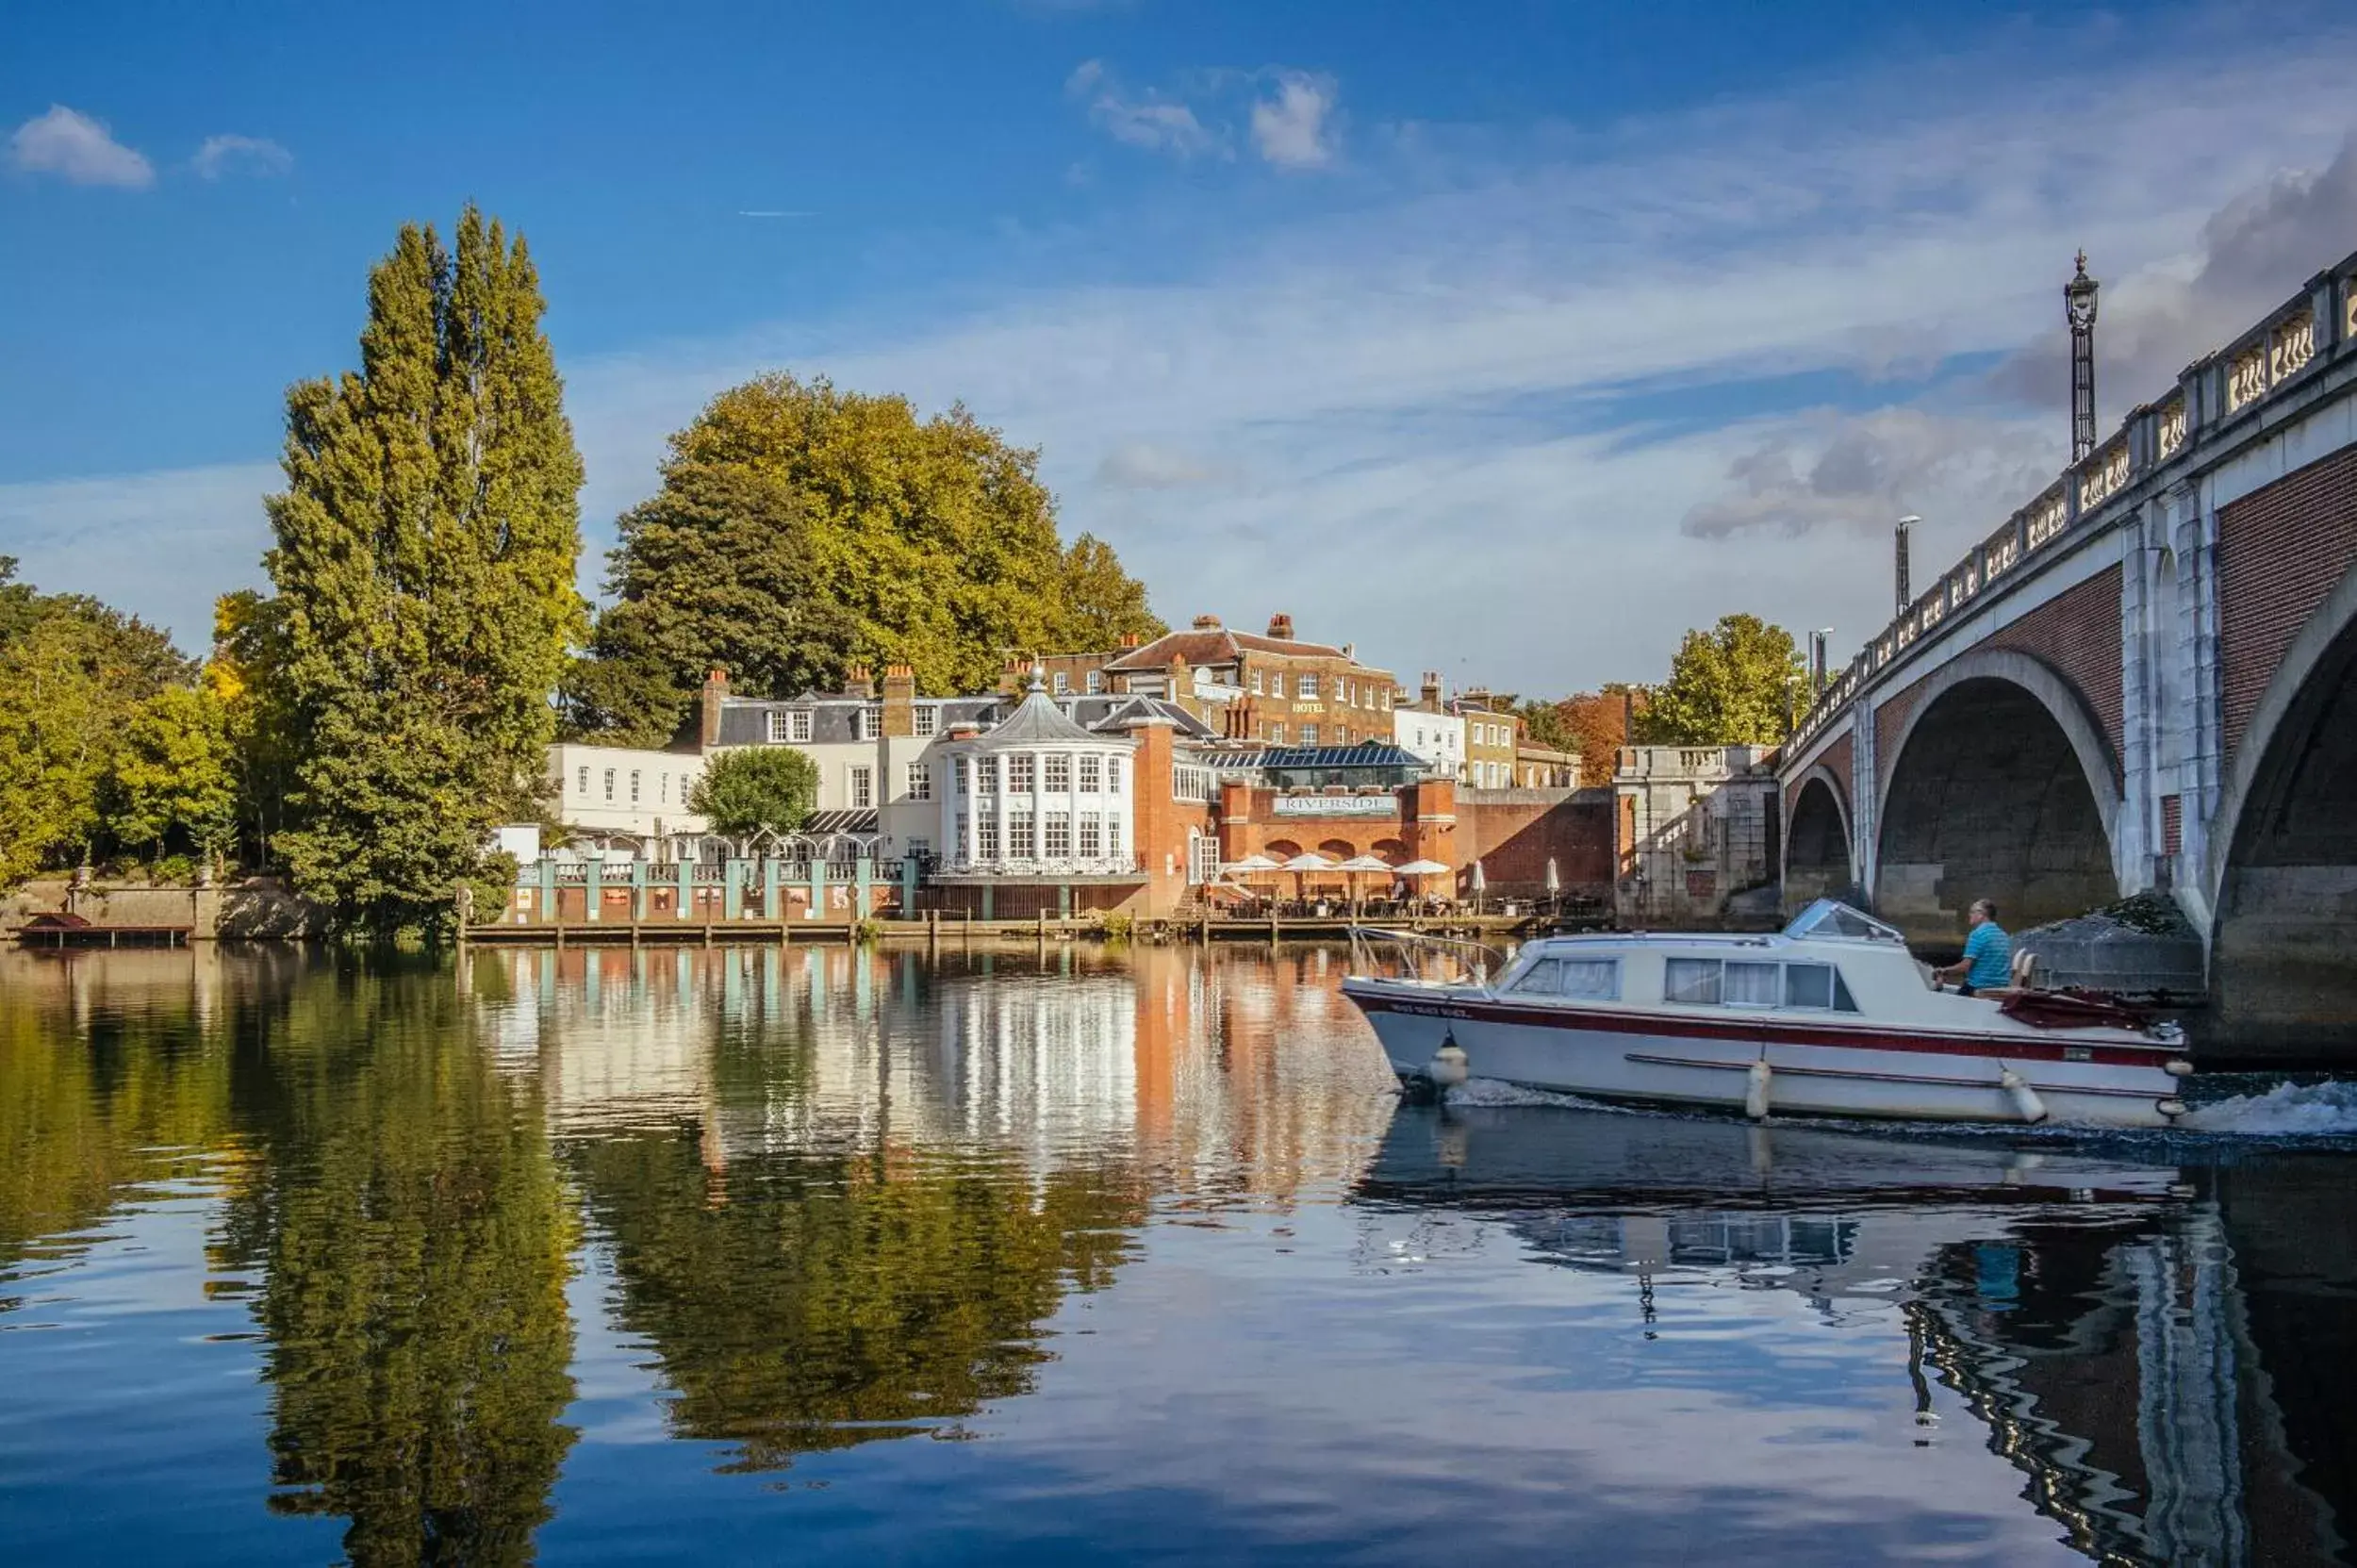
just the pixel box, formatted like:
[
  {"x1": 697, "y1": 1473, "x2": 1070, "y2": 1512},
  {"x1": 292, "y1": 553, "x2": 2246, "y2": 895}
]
[
  {"x1": 1266, "y1": 613, "x2": 1294, "y2": 640},
  {"x1": 1191, "y1": 614, "x2": 1222, "y2": 631},
  {"x1": 1120, "y1": 631, "x2": 1144, "y2": 649},
  {"x1": 882, "y1": 663, "x2": 917, "y2": 737},
  {"x1": 1420, "y1": 670, "x2": 1442, "y2": 712},
  {"x1": 845, "y1": 663, "x2": 877, "y2": 699},
  {"x1": 700, "y1": 668, "x2": 729, "y2": 750}
]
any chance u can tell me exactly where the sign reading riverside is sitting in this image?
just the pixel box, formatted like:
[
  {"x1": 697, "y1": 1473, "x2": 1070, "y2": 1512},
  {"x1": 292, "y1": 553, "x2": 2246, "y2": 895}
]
[{"x1": 1271, "y1": 795, "x2": 1395, "y2": 817}]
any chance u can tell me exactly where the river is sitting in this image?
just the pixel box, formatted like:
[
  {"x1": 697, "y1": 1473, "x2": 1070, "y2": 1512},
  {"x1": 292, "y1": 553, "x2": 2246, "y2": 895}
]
[{"x1": 4, "y1": 941, "x2": 2357, "y2": 1565}]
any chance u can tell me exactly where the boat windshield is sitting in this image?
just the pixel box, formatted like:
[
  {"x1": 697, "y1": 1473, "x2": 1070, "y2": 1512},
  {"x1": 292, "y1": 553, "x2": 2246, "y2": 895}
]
[{"x1": 1782, "y1": 899, "x2": 1906, "y2": 945}]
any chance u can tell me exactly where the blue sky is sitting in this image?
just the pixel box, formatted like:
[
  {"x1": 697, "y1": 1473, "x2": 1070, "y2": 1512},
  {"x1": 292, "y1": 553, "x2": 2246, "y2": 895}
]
[{"x1": 7, "y1": 0, "x2": 2357, "y2": 692}]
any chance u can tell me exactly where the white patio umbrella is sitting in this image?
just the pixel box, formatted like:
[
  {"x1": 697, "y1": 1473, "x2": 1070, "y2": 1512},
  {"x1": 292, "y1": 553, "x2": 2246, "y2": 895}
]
[
  {"x1": 1545, "y1": 858, "x2": 1561, "y2": 897},
  {"x1": 1470, "y1": 858, "x2": 1487, "y2": 912},
  {"x1": 1280, "y1": 850, "x2": 1335, "y2": 906},
  {"x1": 1335, "y1": 853, "x2": 1396, "y2": 914},
  {"x1": 1223, "y1": 852, "x2": 1283, "y2": 874}
]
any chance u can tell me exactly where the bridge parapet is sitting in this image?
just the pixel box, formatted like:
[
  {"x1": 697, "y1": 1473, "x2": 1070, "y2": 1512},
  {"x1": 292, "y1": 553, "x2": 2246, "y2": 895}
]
[{"x1": 1788, "y1": 247, "x2": 2357, "y2": 753}]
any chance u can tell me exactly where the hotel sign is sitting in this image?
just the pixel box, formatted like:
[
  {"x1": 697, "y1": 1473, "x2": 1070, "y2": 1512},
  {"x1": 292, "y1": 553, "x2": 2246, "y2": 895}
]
[{"x1": 1272, "y1": 795, "x2": 1396, "y2": 817}]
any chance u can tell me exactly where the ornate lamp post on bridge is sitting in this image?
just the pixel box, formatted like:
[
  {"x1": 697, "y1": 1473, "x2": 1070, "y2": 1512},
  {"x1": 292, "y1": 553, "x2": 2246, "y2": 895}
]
[{"x1": 2066, "y1": 250, "x2": 2101, "y2": 462}]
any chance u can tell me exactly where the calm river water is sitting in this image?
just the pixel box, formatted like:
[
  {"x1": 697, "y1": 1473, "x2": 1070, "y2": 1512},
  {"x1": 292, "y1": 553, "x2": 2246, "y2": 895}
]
[{"x1": 7, "y1": 942, "x2": 2357, "y2": 1565}]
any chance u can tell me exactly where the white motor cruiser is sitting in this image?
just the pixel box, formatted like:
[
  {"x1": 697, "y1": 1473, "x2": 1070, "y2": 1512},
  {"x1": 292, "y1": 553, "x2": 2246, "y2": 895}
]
[{"x1": 1341, "y1": 900, "x2": 2195, "y2": 1129}]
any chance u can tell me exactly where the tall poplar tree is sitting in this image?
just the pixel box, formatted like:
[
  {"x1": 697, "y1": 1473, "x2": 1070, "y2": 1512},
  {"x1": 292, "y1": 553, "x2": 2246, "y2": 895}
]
[{"x1": 264, "y1": 207, "x2": 584, "y2": 935}]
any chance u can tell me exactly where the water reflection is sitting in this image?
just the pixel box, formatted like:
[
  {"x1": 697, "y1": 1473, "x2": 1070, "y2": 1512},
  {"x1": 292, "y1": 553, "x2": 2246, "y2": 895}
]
[
  {"x1": 6, "y1": 942, "x2": 2357, "y2": 1563},
  {"x1": 1363, "y1": 1103, "x2": 2344, "y2": 1564}
]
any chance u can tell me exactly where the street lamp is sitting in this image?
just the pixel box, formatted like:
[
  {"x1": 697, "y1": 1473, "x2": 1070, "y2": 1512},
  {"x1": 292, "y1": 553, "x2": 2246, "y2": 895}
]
[
  {"x1": 1895, "y1": 516, "x2": 1919, "y2": 614},
  {"x1": 2066, "y1": 250, "x2": 2101, "y2": 462}
]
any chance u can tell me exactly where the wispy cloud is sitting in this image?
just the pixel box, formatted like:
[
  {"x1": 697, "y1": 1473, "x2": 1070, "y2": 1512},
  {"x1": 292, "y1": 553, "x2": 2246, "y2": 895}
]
[
  {"x1": 1094, "y1": 440, "x2": 1221, "y2": 489},
  {"x1": 12, "y1": 12, "x2": 2357, "y2": 689},
  {"x1": 1250, "y1": 72, "x2": 1339, "y2": 170},
  {"x1": 1068, "y1": 58, "x2": 1221, "y2": 158},
  {"x1": 191, "y1": 133, "x2": 292, "y2": 179},
  {"x1": 8, "y1": 105, "x2": 153, "y2": 189}
]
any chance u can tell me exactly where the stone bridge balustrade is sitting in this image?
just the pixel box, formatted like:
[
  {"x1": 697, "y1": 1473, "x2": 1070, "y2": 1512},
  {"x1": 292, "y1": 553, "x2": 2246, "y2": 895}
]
[{"x1": 1774, "y1": 246, "x2": 2357, "y2": 1059}]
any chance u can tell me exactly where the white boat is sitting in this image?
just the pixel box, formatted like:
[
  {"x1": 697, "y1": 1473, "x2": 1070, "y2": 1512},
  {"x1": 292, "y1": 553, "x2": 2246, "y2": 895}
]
[{"x1": 1340, "y1": 900, "x2": 2195, "y2": 1129}]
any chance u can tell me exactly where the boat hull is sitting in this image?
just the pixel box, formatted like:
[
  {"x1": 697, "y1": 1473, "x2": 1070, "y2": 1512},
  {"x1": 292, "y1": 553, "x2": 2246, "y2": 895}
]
[{"x1": 1342, "y1": 979, "x2": 2185, "y2": 1129}]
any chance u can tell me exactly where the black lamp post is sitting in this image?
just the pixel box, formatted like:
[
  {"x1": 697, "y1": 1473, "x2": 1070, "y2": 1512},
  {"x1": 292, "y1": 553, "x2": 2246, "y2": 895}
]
[{"x1": 2066, "y1": 251, "x2": 2101, "y2": 462}]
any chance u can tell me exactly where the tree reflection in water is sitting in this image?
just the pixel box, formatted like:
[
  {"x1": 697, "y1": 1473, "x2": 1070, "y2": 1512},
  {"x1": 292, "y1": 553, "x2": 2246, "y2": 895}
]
[
  {"x1": 572, "y1": 1132, "x2": 1144, "y2": 1473},
  {"x1": 222, "y1": 966, "x2": 579, "y2": 1568}
]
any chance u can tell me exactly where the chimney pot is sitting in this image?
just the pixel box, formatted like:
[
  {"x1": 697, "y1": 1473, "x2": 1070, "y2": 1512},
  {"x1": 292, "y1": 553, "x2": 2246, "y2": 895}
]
[{"x1": 1266, "y1": 613, "x2": 1294, "y2": 640}]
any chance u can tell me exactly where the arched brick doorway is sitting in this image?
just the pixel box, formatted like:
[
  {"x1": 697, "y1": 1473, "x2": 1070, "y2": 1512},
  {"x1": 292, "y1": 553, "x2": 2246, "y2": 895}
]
[{"x1": 1876, "y1": 664, "x2": 2119, "y2": 944}]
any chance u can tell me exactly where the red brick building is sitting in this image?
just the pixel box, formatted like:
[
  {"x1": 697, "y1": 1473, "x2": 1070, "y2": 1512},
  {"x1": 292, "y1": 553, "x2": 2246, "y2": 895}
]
[{"x1": 1036, "y1": 613, "x2": 1399, "y2": 747}]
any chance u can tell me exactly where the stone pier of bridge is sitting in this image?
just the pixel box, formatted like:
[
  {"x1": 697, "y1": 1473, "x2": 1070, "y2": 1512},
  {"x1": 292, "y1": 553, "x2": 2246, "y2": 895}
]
[{"x1": 1777, "y1": 247, "x2": 2357, "y2": 1062}]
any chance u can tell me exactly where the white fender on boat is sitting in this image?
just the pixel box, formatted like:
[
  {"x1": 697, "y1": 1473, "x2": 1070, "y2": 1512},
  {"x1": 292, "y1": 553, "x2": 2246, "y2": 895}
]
[
  {"x1": 1428, "y1": 1041, "x2": 1470, "y2": 1089},
  {"x1": 1744, "y1": 1059, "x2": 1772, "y2": 1120},
  {"x1": 2000, "y1": 1069, "x2": 2048, "y2": 1125}
]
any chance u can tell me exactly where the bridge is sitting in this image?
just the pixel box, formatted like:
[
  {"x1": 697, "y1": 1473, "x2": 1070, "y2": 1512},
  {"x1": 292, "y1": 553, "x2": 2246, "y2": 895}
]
[{"x1": 1776, "y1": 246, "x2": 2357, "y2": 1060}]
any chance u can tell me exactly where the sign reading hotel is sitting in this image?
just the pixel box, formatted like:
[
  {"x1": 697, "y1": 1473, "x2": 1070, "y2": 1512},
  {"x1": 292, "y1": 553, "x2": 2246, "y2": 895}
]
[{"x1": 1271, "y1": 795, "x2": 1396, "y2": 817}]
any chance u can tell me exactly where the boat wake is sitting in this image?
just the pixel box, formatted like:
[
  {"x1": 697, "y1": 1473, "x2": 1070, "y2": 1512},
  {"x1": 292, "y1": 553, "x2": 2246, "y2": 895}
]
[{"x1": 2181, "y1": 1078, "x2": 2357, "y2": 1135}]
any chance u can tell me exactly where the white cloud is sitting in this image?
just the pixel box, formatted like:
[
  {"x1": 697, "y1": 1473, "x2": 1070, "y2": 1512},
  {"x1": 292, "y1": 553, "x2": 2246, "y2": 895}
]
[
  {"x1": 8, "y1": 105, "x2": 154, "y2": 189},
  {"x1": 1095, "y1": 440, "x2": 1220, "y2": 489},
  {"x1": 1068, "y1": 59, "x2": 1221, "y2": 159},
  {"x1": 1250, "y1": 72, "x2": 1339, "y2": 170},
  {"x1": 191, "y1": 133, "x2": 293, "y2": 179},
  {"x1": 0, "y1": 463, "x2": 277, "y2": 648},
  {"x1": 1681, "y1": 408, "x2": 2055, "y2": 542},
  {"x1": 15, "y1": 11, "x2": 2357, "y2": 691}
]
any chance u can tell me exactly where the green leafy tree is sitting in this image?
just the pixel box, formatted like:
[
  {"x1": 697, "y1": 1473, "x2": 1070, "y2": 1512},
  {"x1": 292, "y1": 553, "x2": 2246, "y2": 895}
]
[
  {"x1": 563, "y1": 461, "x2": 857, "y2": 745},
  {"x1": 568, "y1": 374, "x2": 1159, "y2": 741},
  {"x1": 208, "y1": 589, "x2": 301, "y2": 867},
  {"x1": 1636, "y1": 614, "x2": 1805, "y2": 746},
  {"x1": 687, "y1": 746, "x2": 818, "y2": 847},
  {"x1": 107, "y1": 685, "x2": 239, "y2": 866},
  {"x1": 0, "y1": 576, "x2": 192, "y2": 884},
  {"x1": 1055, "y1": 533, "x2": 1165, "y2": 652},
  {"x1": 261, "y1": 206, "x2": 585, "y2": 935}
]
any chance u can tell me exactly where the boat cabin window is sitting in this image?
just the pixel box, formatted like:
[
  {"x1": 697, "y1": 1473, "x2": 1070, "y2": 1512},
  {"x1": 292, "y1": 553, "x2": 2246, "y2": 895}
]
[
  {"x1": 1784, "y1": 963, "x2": 1833, "y2": 1009},
  {"x1": 1664, "y1": 958, "x2": 1722, "y2": 1004},
  {"x1": 1663, "y1": 957, "x2": 1858, "y2": 1012},
  {"x1": 1509, "y1": 956, "x2": 1621, "y2": 1000}
]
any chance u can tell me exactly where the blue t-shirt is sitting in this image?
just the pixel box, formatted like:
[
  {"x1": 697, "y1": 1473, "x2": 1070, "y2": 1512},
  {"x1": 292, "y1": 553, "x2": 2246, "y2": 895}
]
[{"x1": 1962, "y1": 922, "x2": 2012, "y2": 990}]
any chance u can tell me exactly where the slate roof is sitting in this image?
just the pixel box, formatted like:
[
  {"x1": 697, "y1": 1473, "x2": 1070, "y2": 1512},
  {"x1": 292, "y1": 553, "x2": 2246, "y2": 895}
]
[
  {"x1": 965, "y1": 685, "x2": 1110, "y2": 751},
  {"x1": 1100, "y1": 626, "x2": 1352, "y2": 673},
  {"x1": 712, "y1": 689, "x2": 1208, "y2": 748}
]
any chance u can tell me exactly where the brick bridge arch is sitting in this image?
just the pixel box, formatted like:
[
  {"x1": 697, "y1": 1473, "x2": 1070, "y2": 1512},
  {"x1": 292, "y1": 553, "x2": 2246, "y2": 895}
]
[
  {"x1": 2207, "y1": 557, "x2": 2357, "y2": 1051},
  {"x1": 1782, "y1": 764, "x2": 1854, "y2": 907},
  {"x1": 1873, "y1": 647, "x2": 2122, "y2": 943}
]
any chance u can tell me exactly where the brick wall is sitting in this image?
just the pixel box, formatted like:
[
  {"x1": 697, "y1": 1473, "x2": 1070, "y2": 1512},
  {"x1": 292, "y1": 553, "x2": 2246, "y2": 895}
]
[
  {"x1": 1459, "y1": 788, "x2": 1615, "y2": 898},
  {"x1": 1980, "y1": 564, "x2": 2124, "y2": 775},
  {"x1": 2217, "y1": 445, "x2": 2357, "y2": 765},
  {"x1": 1786, "y1": 732, "x2": 1852, "y2": 821},
  {"x1": 1873, "y1": 563, "x2": 2125, "y2": 789}
]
